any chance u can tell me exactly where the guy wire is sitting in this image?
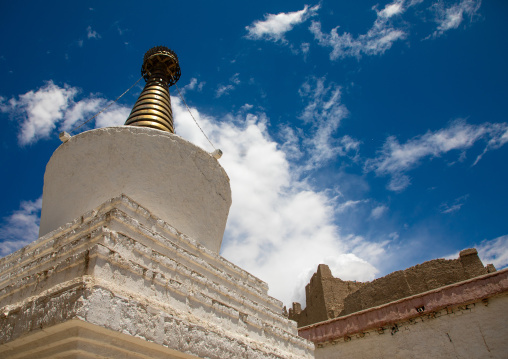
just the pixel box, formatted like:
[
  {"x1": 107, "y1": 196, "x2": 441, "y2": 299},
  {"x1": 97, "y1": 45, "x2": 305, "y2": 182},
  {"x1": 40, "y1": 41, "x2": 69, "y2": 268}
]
[
  {"x1": 69, "y1": 76, "x2": 143, "y2": 134},
  {"x1": 171, "y1": 75, "x2": 216, "y2": 150}
]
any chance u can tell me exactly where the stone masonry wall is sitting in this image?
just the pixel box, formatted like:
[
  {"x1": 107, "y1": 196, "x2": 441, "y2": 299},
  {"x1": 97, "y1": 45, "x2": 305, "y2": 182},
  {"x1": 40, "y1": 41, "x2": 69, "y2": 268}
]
[
  {"x1": 288, "y1": 264, "x2": 364, "y2": 327},
  {"x1": 290, "y1": 248, "x2": 494, "y2": 327},
  {"x1": 341, "y1": 248, "x2": 491, "y2": 316}
]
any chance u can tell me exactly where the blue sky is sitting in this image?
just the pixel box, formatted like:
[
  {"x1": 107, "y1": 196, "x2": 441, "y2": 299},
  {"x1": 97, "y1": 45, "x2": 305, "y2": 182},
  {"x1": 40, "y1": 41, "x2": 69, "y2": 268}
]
[{"x1": 1, "y1": 0, "x2": 507, "y2": 306}]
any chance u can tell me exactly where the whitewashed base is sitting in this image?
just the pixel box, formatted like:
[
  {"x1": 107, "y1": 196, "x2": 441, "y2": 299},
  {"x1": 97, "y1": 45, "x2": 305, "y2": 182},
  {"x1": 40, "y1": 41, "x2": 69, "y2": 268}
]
[{"x1": 0, "y1": 195, "x2": 313, "y2": 359}]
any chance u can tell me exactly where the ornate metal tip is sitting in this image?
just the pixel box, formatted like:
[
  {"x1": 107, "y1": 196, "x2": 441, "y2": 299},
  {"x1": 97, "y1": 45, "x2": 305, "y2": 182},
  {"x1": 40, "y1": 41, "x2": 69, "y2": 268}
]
[
  {"x1": 141, "y1": 46, "x2": 181, "y2": 86},
  {"x1": 124, "y1": 46, "x2": 181, "y2": 133}
]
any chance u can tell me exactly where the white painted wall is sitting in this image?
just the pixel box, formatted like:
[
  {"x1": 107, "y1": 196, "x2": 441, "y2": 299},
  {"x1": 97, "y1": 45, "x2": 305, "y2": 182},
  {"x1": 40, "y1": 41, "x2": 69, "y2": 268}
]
[
  {"x1": 315, "y1": 294, "x2": 508, "y2": 359},
  {"x1": 39, "y1": 126, "x2": 231, "y2": 253}
]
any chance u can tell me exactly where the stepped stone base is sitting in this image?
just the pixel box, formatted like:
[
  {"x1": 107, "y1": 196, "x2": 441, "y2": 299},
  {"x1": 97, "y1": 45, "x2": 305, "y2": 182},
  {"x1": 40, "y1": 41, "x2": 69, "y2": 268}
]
[{"x1": 0, "y1": 195, "x2": 313, "y2": 359}]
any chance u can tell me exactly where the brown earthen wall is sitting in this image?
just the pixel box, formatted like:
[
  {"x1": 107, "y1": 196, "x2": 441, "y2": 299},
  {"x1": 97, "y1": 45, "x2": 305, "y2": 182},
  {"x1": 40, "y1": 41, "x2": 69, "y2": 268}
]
[
  {"x1": 291, "y1": 248, "x2": 492, "y2": 327},
  {"x1": 340, "y1": 248, "x2": 488, "y2": 316},
  {"x1": 289, "y1": 264, "x2": 363, "y2": 327}
]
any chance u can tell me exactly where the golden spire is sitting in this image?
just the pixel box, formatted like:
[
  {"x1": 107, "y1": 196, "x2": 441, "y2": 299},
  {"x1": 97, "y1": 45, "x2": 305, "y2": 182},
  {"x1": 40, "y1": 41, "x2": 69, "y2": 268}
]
[{"x1": 124, "y1": 46, "x2": 181, "y2": 133}]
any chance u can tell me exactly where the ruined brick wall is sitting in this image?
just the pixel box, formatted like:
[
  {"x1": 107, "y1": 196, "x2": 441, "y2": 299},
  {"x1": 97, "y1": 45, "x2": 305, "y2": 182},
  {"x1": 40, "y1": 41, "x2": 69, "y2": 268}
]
[
  {"x1": 340, "y1": 248, "x2": 490, "y2": 316},
  {"x1": 291, "y1": 248, "x2": 494, "y2": 328},
  {"x1": 289, "y1": 264, "x2": 364, "y2": 327}
]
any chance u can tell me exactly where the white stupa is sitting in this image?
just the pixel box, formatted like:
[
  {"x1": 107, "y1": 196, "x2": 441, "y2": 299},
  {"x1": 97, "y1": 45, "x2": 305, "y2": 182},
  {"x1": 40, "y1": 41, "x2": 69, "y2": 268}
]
[{"x1": 0, "y1": 46, "x2": 313, "y2": 358}]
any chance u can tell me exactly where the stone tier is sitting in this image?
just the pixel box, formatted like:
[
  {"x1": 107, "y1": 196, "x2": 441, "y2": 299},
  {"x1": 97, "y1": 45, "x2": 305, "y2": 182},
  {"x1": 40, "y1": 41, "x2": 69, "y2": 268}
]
[{"x1": 0, "y1": 195, "x2": 313, "y2": 359}]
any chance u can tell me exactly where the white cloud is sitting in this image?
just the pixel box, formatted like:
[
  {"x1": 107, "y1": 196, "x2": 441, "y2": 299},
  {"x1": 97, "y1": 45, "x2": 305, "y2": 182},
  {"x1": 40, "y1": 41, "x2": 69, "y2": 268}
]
[
  {"x1": 86, "y1": 25, "x2": 101, "y2": 39},
  {"x1": 365, "y1": 120, "x2": 508, "y2": 191},
  {"x1": 309, "y1": 0, "x2": 478, "y2": 59},
  {"x1": 1, "y1": 81, "x2": 132, "y2": 145},
  {"x1": 215, "y1": 73, "x2": 241, "y2": 98},
  {"x1": 0, "y1": 197, "x2": 42, "y2": 257},
  {"x1": 246, "y1": 4, "x2": 320, "y2": 42},
  {"x1": 301, "y1": 42, "x2": 310, "y2": 55},
  {"x1": 185, "y1": 78, "x2": 198, "y2": 91},
  {"x1": 62, "y1": 97, "x2": 106, "y2": 131},
  {"x1": 337, "y1": 199, "x2": 367, "y2": 213},
  {"x1": 379, "y1": 1, "x2": 405, "y2": 18},
  {"x1": 430, "y1": 0, "x2": 482, "y2": 38},
  {"x1": 476, "y1": 235, "x2": 508, "y2": 269},
  {"x1": 473, "y1": 122, "x2": 508, "y2": 165},
  {"x1": 171, "y1": 97, "x2": 382, "y2": 306},
  {"x1": 180, "y1": 78, "x2": 205, "y2": 95},
  {"x1": 215, "y1": 84, "x2": 234, "y2": 98},
  {"x1": 0, "y1": 96, "x2": 8, "y2": 112},
  {"x1": 310, "y1": 0, "x2": 407, "y2": 60},
  {"x1": 94, "y1": 103, "x2": 131, "y2": 128},
  {"x1": 389, "y1": 232, "x2": 400, "y2": 240},
  {"x1": 440, "y1": 194, "x2": 469, "y2": 214},
  {"x1": 371, "y1": 205, "x2": 388, "y2": 219},
  {"x1": 230, "y1": 73, "x2": 240, "y2": 85},
  {"x1": 278, "y1": 125, "x2": 303, "y2": 161},
  {"x1": 240, "y1": 103, "x2": 254, "y2": 111},
  {"x1": 297, "y1": 77, "x2": 354, "y2": 170},
  {"x1": 1, "y1": 81, "x2": 78, "y2": 145},
  {"x1": 338, "y1": 135, "x2": 361, "y2": 160}
]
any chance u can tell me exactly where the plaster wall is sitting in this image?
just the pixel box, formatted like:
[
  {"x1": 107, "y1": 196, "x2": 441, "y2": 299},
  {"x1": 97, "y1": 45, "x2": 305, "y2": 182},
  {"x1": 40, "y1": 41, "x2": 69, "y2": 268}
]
[
  {"x1": 39, "y1": 126, "x2": 231, "y2": 253},
  {"x1": 314, "y1": 293, "x2": 508, "y2": 359}
]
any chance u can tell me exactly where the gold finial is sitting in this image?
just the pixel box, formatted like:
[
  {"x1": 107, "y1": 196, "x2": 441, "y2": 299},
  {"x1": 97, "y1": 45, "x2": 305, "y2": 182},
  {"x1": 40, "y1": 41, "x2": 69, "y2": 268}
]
[{"x1": 124, "y1": 46, "x2": 181, "y2": 133}]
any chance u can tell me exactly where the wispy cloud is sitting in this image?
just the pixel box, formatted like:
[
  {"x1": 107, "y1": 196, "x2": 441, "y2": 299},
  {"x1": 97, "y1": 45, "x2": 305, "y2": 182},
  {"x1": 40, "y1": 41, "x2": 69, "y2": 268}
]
[
  {"x1": 296, "y1": 77, "x2": 357, "y2": 170},
  {"x1": 215, "y1": 73, "x2": 241, "y2": 98},
  {"x1": 300, "y1": 42, "x2": 310, "y2": 55},
  {"x1": 472, "y1": 122, "x2": 508, "y2": 165},
  {"x1": 309, "y1": 0, "x2": 482, "y2": 60},
  {"x1": 180, "y1": 78, "x2": 205, "y2": 95},
  {"x1": 215, "y1": 85, "x2": 234, "y2": 98},
  {"x1": 440, "y1": 194, "x2": 469, "y2": 214},
  {"x1": 309, "y1": 0, "x2": 408, "y2": 59},
  {"x1": 113, "y1": 21, "x2": 128, "y2": 36},
  {"x1": 365, "y1": 120, "x2": 508, "y2": 191},
  {"x1": 86, "y1": 25, "x2": 101, "y2": 39},
  {"x1": 337, "y1": 199, "x2": 368, "y2": 213},
  {"x1": 476, "y1": 235, "x2": 508, "y2": 269},
  {"x1": 246, "y1": 4, "x2": 320, "y2": 42},
  {"x1": 371, "y1": 205, "x2": 388, "y2": 219},
  {"x1": 229, "y1": 73, "x2": 240, "y2": 85},
  {"x1": 0, "y1": 197, "x2": 42, "y2": 256},
  {"x1": 240, "y1": 103, "x2": 254, "y2": 112},
  {"x1": 1, "y1": 81, "x2": 131, "y2": 145},
  {"x1": 172, "y1": 96, "x2": 384, "y2": 306},
  {"x1": 429, "y1": 0, "x2": 482, "y2": 38}
]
